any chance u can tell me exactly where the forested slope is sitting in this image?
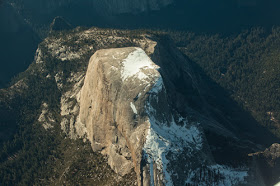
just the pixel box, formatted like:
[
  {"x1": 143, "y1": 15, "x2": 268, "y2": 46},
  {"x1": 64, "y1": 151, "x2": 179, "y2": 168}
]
[{"x1": 171, "y1": 27, "x2": 280, "y2": 136}]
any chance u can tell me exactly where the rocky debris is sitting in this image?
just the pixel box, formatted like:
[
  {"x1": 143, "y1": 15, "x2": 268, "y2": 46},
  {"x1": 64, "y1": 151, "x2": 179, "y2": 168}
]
[
  {"x1": 262, "y1": 143, "x2": 280, "y2": 160},
  {"x1": 60, "y1": 72, "x2": 87, "y2": 139},
  {"x1": 249, "y1": 143, "x2": 280, "y2": 185},
  {"x1": 249, "y1": 143, "x2": 280, "y2": 165},
  {"x1": 38, "y1": 102, "x2": 55, "y2": 130}
]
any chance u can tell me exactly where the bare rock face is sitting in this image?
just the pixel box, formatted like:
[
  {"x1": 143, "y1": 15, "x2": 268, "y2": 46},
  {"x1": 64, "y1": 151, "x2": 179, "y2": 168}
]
[
  {"x1": 79, "y1": 46, "x2": 248, "y2": 185},
  {"x1": 79, "y1": 47, "x2": 160, "y2": 181},
  {"x1": 249, "y1": 143, "x2": 280, "y2": 185},
  {"x1": 30, "y1": 28, "x2": 250, "y2": 185}
]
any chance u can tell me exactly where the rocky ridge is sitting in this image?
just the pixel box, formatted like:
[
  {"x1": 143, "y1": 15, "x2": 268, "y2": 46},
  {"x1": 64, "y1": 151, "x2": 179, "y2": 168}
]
[
  {"x1": 40, "y1": 27, "x2": 249, "y2": 185},
  {"x1": 78, "y1": 45, "x2": 250, "y2": 185},
  {"x1": 249, "y1": 143, "x2": 280, "y2": 186}
]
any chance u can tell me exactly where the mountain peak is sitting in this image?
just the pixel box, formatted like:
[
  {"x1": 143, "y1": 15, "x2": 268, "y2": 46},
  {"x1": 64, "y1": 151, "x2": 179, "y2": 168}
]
[
  {"x1": 50, "y1": 16, "x2": 72, "y2": 32},
  {"x1": 78, "y1": 45, "x2": 248, "y2": 185}
]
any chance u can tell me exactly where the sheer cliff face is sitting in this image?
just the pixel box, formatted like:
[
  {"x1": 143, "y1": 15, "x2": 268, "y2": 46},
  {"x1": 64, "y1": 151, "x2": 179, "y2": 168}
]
[
  {"x1": 79, "y1": 47, "x2": 248, "y2": 185},
  {"x1": 79, "y1": 47, "x2": 158, "y2": 178},
  {"x1": 79, "y1": 47, "x2": 159, "y2": 181},
  {"x1": 79, "y1": 47, "x2": 202, "y2": 185}
]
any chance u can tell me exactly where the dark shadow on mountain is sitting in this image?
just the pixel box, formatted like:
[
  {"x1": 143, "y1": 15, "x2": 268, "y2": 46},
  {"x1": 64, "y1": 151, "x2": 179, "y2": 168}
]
[
  {"x1": 0, "y1": 91, "x2": 20, "y2": 152},
  {"x1": 4, "y1": 0, "x2": 280, "y2": 88},
  {"x1": 0, "y1": 104, "x2": 17, "y2": 148},
  {"x1": 152, "y1": 35, "x2": 279, "y2": 172},
  {"x1": 250, "y1": 144, "x2": 280, "y2": 186},
  {"x1": 188, "y1": 53, "x2": 280, "y2": 167},
  {"x1": 188, "y1": 51, "x2": 279, "y2": 142},
  {"x1": 111, "y1": 0, "x2": 280, "y2": 35},
  {"x1": 49, "y1": 16, "x2": 72, "y2": 33},
  {"x1": 0, "y1": 2, "x2": 40, "y2": 88},
  {"x1": 175, "y1": 39, "x2": 280, "y2": 185},
  {"x1": 8, "y1": 0, "x2": 280, "y2": 36}
]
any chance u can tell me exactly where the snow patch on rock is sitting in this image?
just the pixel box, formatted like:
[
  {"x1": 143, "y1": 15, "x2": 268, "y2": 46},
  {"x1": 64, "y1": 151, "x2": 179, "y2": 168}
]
[
  {"x1": 130, "y1": 102, "x2": 137, "y2": 114},
  {"x1": 144, "y1": 78, "x2": 203, "y2": 185},
  {"x1": 121, "y1": 48, "x2": 159, "y2": 81}
]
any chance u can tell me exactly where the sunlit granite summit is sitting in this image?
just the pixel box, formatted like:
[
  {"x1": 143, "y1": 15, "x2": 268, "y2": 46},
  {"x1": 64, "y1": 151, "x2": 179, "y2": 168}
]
[{"x1": 79, "y1": 47, "x2": 248, "y2": 186}]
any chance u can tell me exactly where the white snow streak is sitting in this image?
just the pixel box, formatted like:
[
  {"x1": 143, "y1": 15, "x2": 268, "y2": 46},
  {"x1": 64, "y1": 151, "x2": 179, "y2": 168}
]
[
  {"x1": 144, "y1": 78, "x2": 203, "y2": 186},
  {"x1": 130, "y1": 102, "x2": 138, "y2": 114},
  {"x1": 121, "y1": 48, "x2": 158, "y2": 81}
]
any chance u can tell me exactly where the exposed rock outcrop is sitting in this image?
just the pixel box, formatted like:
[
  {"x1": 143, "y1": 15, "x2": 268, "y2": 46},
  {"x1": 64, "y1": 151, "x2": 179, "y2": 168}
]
[
  {"x1": 38, "y1": 102, "x2": 55, "y2": 130},
  {"x1": 78, "y1": 46, "x2": 248, "y2": 185},
  {"x1": 249, "y1": 143, "x2": 280, "y2": 185},
  {"x1": 22, "y1": 27, "x2": 277, "y2": 185}
]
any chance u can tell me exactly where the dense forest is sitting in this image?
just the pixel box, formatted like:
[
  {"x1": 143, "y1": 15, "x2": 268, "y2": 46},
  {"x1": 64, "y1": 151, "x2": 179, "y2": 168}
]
[{"x1": 170, "y1": 27, "x2": 280, "y2": 136}]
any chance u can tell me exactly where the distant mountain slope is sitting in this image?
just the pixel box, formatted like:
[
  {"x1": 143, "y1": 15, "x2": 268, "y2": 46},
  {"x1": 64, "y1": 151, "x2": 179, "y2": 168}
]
[
  {"x1": 0, "y1": 2, "x2": 39, "y2": 88},
  {"x1": 6, "y1": 0, "x2": 280, "y2": 33},
  {"x1": 3, "y1": 0, "x2": 280, "y2": 87}
]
